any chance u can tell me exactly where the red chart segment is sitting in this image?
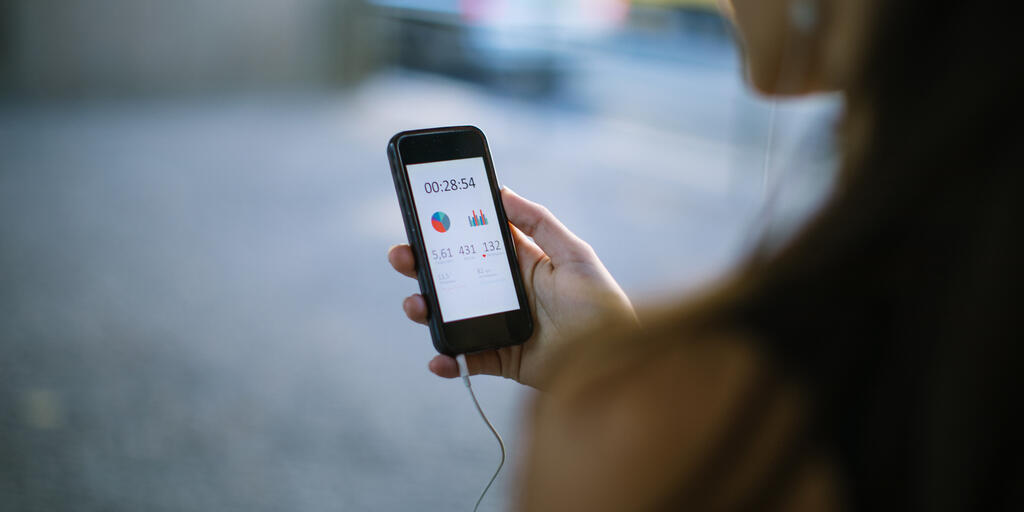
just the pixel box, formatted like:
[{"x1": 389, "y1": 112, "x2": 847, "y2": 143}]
[{"x1": 431, "y1": 211, "x2": 451, "y2": 233}]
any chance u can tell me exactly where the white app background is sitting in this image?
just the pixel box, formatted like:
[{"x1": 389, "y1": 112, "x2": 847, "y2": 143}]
[{"x1": 407, "y1": 157, "x2": 521, "y2": 322}]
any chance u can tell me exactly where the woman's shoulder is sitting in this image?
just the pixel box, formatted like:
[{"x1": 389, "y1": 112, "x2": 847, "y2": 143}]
[{"x1": 518, "y1": 327, "x2": 845, "y2": 511}]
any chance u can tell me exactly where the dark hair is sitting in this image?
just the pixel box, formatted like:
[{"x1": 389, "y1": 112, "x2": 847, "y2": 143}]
[{"x1": 726, "y1": 2, "x2": 1023, "y2": 509}]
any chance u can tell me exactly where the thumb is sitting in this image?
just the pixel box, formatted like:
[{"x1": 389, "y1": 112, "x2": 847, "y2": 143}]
[
  {"x1": 501, "y1": 187, "x2": 593, "y2": 265},
  {"x1": 428, "y1": 351, "x2": 514, "y2": 380}
]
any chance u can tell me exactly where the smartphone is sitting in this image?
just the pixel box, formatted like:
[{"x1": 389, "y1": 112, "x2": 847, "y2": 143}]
[{"x1": 388, "y1": 126, "x2": 533, "y2": 356}]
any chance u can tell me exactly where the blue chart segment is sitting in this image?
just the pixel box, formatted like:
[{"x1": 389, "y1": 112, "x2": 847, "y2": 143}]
[
  {"x1": 431, "y1": 211, "x2": 451, "y2": 233},
  {"x1": 468, "y1": 210, "x2": 488, "y2": 227}
]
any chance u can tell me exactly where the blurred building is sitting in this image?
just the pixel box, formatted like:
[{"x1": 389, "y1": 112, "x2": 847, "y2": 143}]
[
  {"x1": 0, "y1": 0, "x2": 735, "y2": 98},
  {"x1": 0, "y1": 0, "x2": 381, "y2": 96}
]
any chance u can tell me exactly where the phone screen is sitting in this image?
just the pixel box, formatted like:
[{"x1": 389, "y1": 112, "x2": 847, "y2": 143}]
[{"x1": 406, "y1": 157, "x2": 521, "y2": 323}]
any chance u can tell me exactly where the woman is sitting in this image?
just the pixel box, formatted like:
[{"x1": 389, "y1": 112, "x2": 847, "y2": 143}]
[{"x1": 388, "y1": 0, "x2": 1022, "y2": 509}]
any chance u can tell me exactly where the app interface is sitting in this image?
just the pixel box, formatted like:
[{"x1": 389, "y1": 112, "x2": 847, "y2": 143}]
[{"x1": 407, "y1": 157, "x2": 520, "y2": 322}]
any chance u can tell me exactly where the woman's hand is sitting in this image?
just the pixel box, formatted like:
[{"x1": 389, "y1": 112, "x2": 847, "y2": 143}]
[{"x1": 387, "y1": 188, "x2": 636, "y2": 389}]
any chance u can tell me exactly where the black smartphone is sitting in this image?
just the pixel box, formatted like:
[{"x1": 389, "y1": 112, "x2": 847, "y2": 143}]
[{"x1": 388, "y1": 126, "x2": 533, "y2": 356}]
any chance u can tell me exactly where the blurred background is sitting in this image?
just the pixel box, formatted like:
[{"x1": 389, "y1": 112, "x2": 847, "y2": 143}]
[{"x1": 0, "y1": 1, "x2": 838, "y2": 510}]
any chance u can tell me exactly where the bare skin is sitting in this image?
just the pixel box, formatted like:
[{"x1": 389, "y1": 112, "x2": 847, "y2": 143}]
[
  {"x1": 390, "y1": 1, "x2": 873, "y2": 388},
  {"x1": 387, "y1": 187, "x2": 636, "y2": 389},
  {"x1": 727, "y1": 0, "x2": 870, "y2": 94}
]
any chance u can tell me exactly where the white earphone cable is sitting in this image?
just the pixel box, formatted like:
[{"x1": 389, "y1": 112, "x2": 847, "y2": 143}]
[
  {"x1": 456, "y1": 354, "x2": 506, "y2": 512},
  {"x1": 744, "y1": 0, "x2": 818, "y2": 253}
]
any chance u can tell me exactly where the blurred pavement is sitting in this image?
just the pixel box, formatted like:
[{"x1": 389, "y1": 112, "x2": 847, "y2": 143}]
[{"x1": 0, "y1": 37, "x2": 836, "y2": 511}]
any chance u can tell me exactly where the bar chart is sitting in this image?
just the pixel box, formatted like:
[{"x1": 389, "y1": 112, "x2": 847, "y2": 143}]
[{"x1": 468, "y1": 209, "x2": 488, "y2": 227}]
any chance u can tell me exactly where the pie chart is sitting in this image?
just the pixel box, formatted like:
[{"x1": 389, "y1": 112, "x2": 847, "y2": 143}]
[{"x1": 431, "y1": 211, "x2": 451, "y2": 233}]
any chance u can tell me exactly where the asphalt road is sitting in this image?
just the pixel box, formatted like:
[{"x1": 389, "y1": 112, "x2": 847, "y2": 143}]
[{"x1": 0, "y1": 40, "x2": 836, "y2": 511}]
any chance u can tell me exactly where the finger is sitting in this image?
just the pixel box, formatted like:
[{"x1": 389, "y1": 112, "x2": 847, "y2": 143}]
[
  {"x1": 509, "y1": 222, "x2": 544, "y2": 261},
  {"x1": 501, "y1": 187, "x2": 593, "y2": 265},
  {"x1": 402, "y1": 294, "x2": 428, "y2": 325},
  {"x1": 428, "y1": 352, "x2": 505, "y2": 379},
  {"x1": 387, "y1": 244, "x2": 417, "y2": 279},
  {"x1": 428, "y1": 355, "x2": 459, "y2": 378},
  {"x1": 509, "y1": 223, "x2": 545, "y2": 284}
]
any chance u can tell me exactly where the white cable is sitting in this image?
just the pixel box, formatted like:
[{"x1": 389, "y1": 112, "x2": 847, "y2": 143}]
[
  {"x1": 456, "y1": 353, "x2": 506, "y2": 512},
  {"x1": 743, "y1": 0, "x2": 815, "y2": 253}
]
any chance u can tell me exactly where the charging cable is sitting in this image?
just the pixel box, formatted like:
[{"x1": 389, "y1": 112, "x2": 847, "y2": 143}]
[{"x1": 456, "y1": 354, "x2": 506, "y2": 512}]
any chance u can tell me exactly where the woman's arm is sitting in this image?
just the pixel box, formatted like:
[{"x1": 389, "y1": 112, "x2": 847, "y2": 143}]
[{"x1": 517, "y1": 332, "x2": 844, "y2": 511}]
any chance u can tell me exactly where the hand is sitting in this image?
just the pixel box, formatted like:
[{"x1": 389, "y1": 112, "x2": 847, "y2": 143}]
[{"x1": 387, "y1": 188, "x2": 636, "y2": 389}]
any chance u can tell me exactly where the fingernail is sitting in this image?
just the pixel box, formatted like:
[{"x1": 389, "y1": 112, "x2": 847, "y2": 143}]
[{"x1": 402, "y1": 297, "x2": 412, "y2": 314}]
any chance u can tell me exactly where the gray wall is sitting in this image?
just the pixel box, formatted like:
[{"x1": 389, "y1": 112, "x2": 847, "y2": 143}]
[{"x1": 0, "y1": 0, "x2": 378, "y2": 96}]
